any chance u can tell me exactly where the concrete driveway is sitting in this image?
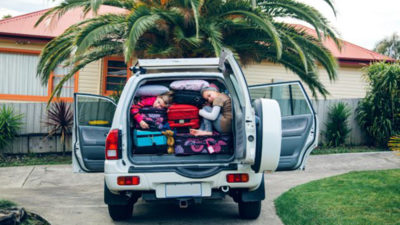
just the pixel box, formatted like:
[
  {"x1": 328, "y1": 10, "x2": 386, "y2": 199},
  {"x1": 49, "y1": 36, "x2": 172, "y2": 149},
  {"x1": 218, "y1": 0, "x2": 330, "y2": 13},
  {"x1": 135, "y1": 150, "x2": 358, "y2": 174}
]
[{"x1": 0, "y1": 152, "x2": 399, "y2": 225}]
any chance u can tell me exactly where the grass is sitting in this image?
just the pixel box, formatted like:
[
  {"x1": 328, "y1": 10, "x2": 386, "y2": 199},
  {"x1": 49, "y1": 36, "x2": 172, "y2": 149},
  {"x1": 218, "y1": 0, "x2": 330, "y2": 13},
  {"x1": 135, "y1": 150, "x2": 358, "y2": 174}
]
[
  {"x1": 0, "y1": 153, "x2": 71, "y2": 167},
  {"x1": 311, "y1": 146, "x2": 387, "y2": 155},
  {"x1": 0, "y1": 199, "x2": 49, "y2": 225},
  {"x1": 0, "y1": 199, "x2": 17, "y2": 209},
  {"x1": 275, "y1": 169, "x2": 400, "y2": 225}
]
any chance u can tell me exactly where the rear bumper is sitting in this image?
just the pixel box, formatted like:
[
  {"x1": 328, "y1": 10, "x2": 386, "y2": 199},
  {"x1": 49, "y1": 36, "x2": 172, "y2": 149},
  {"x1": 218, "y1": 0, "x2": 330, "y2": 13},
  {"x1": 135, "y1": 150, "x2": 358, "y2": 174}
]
[{"x1": 104, "y1": 162, "x2": 263, "y2": 196}]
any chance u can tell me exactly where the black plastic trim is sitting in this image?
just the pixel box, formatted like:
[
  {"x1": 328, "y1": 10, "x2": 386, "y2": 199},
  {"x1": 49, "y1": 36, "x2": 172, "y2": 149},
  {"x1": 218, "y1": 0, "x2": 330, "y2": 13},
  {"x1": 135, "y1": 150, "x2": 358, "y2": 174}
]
[
  {"x1": 252, "y1": 99, "x2": 263, "y2": 173},
  {"x1": 128, "y1": 164, "x2": 238, "y2": 179},
  {"x1": 104, "y1": 183, "x2": 133, "y2": 205},
  {"x1": 241, "y1": 176, "x2": 265, "y2": 202}
]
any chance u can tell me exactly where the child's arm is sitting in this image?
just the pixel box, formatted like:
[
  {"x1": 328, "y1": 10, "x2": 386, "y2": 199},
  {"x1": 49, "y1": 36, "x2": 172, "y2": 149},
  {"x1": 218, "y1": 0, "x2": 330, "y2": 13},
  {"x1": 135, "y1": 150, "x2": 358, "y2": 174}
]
[
  {"x1": 130, "y1": 103, "x2": 144, "y2": 123},
  {"x1": 199, "y1": 106, "x2": 221, "y2": 121}
]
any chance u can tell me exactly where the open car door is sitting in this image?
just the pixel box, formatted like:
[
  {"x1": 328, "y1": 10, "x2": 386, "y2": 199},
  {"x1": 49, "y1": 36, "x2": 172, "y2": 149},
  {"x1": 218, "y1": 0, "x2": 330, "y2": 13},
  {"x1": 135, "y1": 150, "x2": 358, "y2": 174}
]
[
  {"x1": 72, "y1": 93, "x2": 116, "y2": 173},
  {"x1": 249, "y1": 81, "x2": 318, "y2": 171}
]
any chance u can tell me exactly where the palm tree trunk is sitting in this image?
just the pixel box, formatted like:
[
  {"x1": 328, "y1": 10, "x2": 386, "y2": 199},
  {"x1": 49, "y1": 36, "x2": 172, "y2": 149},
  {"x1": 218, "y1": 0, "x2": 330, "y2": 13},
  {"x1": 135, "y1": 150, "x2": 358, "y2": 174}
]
[{"x1": 63, "y1": 142, "x2": 65, "y2": 156}]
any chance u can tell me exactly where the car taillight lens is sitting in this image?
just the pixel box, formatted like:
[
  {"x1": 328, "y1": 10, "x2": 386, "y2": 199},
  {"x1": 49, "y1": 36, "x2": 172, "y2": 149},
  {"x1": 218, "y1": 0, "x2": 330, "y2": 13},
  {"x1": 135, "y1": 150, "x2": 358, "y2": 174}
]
[
  {"x1": 117, "y1": 176, "x2": 140, "y2": 185},
  {"x1": 226, "y1": 173, "x2": 249, "y2": 183},
  {"x1": 105, "y1": 129, "x2": 120, "y2": 160}
]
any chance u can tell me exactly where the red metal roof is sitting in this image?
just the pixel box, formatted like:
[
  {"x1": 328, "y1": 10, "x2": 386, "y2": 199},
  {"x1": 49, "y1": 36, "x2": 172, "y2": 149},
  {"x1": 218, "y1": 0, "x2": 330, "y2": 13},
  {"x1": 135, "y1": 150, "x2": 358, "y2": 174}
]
[
  {"x1": 0, "y1": 6, "x2": 127, "y2": 39},
  {"x1": 292, "y1": 24, "x2": 394, "y2": 62},
  {"x1": 0, "y1": 8, "x2": 393, "y2": 62}
]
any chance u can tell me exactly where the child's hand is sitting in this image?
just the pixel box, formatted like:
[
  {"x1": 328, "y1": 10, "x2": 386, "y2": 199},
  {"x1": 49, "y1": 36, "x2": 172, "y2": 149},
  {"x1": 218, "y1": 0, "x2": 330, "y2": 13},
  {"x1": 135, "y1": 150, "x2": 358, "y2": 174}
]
[{"x1": 139, "y1": 121, "x2": 149, "y2": 129}]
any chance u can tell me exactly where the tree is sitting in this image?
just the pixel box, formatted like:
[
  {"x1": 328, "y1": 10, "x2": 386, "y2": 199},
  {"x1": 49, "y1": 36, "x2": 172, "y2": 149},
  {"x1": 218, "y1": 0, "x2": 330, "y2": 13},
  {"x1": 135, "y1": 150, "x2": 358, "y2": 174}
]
[
  {"x1": 1, "y1": 14, "x2": 12, "y2": 19},
  {"x1": 374, "y1": 33, "x2": 400, "y2": 60},
  {"x1": 36, "y1": 0, "x2": 340, "y2": 102}
]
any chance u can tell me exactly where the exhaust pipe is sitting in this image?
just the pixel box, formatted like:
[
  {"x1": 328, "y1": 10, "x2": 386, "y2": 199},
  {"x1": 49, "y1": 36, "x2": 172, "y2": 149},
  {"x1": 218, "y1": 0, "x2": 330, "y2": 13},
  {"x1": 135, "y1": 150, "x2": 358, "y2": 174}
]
[
  {"x1": 221, "y1": 186, "x2": 230, "y2": 193},
  {"x1": 179, "y1": 200, "x2": 189, "y2": 208}
]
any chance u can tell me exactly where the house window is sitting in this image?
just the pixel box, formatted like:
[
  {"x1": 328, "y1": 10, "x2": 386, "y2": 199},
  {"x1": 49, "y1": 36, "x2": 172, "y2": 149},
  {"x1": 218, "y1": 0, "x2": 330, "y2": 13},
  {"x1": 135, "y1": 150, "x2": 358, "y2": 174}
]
[
  {"x1": 50, "y1": 64, "x2": 78, "y2": 98},
  {"x1": 0, "y1": 48, "x2": 78, "y2": 102},
  {"x1": 103, "y1": 57, "x2": 130, "y2": 95}
]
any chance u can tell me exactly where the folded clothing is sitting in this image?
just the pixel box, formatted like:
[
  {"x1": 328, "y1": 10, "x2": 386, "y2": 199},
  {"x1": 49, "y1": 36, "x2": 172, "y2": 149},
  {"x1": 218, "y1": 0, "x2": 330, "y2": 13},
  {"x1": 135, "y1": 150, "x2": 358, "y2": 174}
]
[{"x1": 170, "y1": 80, "x2": 209, "y2": 91}]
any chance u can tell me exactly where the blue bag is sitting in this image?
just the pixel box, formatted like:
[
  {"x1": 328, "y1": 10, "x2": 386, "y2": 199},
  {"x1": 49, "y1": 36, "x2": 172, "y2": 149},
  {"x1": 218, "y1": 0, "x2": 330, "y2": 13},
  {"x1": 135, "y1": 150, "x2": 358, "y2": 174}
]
[{"x1": 133, "y1": 130, "x2": 168, "y2": 154}]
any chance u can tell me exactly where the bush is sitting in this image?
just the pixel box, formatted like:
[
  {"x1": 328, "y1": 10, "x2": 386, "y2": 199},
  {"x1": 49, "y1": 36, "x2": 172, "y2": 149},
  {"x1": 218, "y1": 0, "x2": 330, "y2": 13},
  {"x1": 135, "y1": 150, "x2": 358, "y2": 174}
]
[
  {"x1": 388, "y1": 135, "x2": 400, "y2": 153},
  {"x1": 356, "y1": 62, "x2": 400, "y2": 147},
  {"x1": 0, "y1": 106, "x2": 23, "y2": 151},
  {"x1": 44, "y1": 101, "x2": 73, "y2": 155},
  {"x1": 324, "y1": 102, "x2": 351, "y2": 147}
]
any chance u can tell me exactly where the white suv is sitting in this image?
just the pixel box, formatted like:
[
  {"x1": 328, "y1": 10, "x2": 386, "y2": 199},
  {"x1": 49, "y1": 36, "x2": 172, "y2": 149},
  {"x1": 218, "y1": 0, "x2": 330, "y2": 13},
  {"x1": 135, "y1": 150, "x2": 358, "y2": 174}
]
[{"x1": 72, "y1": 49, "x2": 318, "y2": 221}]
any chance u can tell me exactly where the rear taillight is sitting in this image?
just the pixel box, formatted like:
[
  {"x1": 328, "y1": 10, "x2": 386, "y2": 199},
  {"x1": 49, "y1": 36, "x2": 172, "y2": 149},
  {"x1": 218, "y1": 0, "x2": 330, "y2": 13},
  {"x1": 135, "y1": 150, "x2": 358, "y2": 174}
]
[
  {"x1": 105, "y1": 129, "x2": 120, "y2": 160},
  {"x1": 226, "y1": 173, "x2": 249, "y2": 183},
  {"x1": 117, "y1": 176, "x2": 140, "y2": 185}
]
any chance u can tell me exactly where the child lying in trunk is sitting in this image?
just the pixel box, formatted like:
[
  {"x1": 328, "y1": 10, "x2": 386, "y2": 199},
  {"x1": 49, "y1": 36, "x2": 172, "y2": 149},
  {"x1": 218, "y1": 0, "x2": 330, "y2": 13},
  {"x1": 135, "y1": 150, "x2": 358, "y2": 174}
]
[
  {"x1": 190, "y1": 85, "x2": 232, "y2": 136},
  {"x1": 131, "y1": 92, "x2": 173, "y2": 129}
]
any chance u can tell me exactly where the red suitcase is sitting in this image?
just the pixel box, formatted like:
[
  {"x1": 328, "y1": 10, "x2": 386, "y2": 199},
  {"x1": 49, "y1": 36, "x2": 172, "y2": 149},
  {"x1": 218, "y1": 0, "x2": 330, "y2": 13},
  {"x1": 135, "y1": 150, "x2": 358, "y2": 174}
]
[{"x1": 167, "y1": 104, "x2": 200, "y2": 130}]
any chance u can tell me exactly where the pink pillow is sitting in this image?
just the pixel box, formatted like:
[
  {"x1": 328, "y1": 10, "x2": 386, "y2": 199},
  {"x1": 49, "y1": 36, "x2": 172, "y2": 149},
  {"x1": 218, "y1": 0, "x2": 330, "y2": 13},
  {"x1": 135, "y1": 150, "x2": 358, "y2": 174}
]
[{"x1": 170, "y1": 80, "x2": 209, "y2": 91}]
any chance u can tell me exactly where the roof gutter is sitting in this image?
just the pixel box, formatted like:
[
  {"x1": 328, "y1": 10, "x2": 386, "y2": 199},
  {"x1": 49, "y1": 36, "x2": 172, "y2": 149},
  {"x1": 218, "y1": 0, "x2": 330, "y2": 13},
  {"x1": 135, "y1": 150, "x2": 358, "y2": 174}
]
[{"x1": 0, "y1": 32, "x2": 54, "y2": 42}]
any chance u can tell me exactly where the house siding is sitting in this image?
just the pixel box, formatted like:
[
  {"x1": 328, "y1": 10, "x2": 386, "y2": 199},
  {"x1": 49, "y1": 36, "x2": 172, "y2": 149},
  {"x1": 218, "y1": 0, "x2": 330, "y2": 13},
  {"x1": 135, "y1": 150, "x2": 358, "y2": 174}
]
[
  {"x1": 242, "y1": 62, "x2": 368, "y2": 99},
  {"x1": 0, "y1": 39, "x2": 44, "y2": 51},
  {"x1": 78, "y1": 60, "x2": 102, "y2": 95}
]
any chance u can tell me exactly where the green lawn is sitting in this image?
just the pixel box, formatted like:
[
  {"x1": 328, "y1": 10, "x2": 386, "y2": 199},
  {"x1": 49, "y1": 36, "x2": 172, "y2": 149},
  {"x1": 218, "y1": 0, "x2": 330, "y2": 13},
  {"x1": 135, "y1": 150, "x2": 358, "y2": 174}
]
[
  {"x1": 275, "y1": 169, "x2": 400, "y2": 225},
  {"x1": 0, "y1": 154, "x2": 71, "y2": 167},
  {"x1": 311, "y1": 146, "x2": 387, "y2": 155}
]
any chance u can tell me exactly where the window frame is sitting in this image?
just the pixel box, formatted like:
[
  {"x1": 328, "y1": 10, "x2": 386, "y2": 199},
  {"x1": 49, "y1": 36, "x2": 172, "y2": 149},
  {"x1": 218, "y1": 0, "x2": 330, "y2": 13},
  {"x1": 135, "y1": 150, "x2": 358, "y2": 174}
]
[
  {"x1": 0, "y1": 48, "x2": 78, "y2": 102},
  {"x1": 102, "y1": 56, "x2": 131, "y2": 96}
]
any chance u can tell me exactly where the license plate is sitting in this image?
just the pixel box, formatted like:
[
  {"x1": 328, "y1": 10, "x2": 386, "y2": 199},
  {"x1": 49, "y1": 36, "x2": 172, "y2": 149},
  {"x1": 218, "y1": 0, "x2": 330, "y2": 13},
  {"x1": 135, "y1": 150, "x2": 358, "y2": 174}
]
[{"x1": 165, "y1": 183, "x2": 202, "y2": 198}]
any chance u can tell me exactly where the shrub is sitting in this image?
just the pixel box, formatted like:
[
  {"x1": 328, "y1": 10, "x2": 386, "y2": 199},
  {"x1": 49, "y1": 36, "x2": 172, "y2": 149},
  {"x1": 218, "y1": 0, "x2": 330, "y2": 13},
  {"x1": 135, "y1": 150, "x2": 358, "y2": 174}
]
[
  {"x1": 324, "y1": 102, "x2": 351, "y2": 147},
  {"x1": 109, "y1": 82, "x2": 125, "y2": 104},
  {"x1": 0, "y1": 106, "x2": 23, "y2": 151},
  {"x1": 388, "y1": 135, "x2": 400, "y2": 154},
  {"x1": 44, "y1": 101, "x2": 73, "y2": 155},
  {"x1": 356, "y1": 62, "x2": 400, "y2": 147}
]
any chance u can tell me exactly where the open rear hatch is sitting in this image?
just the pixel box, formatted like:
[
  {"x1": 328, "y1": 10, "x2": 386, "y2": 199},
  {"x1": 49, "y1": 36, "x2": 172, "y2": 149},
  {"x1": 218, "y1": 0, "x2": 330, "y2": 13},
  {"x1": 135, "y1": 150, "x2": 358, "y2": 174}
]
[{"x1": 128, "y1": 77, "x2": 237, "y2": 166}]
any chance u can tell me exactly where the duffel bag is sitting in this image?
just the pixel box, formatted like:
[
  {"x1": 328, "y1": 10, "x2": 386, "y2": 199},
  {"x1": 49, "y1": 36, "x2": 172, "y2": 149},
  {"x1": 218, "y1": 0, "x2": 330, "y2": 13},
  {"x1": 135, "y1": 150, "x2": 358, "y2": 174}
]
[
  {"x1": 135, "y1": 107, "x2": 167, "y2": 130},
  {"x1": 167, "y1": 104, "x2": 200, "y2": 130},
  {"x1": 173, "y1": 90, "x2": 205, "y2": 107},
  {"x1": 174, "y1": 133, "x2": 232, "y2": 155},
  {"x1": 133, "y1": 130, "x2": 168, "y2": 154}
]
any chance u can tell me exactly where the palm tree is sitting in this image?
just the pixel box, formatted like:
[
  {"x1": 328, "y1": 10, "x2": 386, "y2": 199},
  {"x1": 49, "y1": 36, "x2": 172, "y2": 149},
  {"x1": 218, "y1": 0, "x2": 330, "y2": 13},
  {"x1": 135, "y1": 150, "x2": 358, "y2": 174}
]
[{"x1": 36, "y1": 0, "x2": 340, "y2": 101}]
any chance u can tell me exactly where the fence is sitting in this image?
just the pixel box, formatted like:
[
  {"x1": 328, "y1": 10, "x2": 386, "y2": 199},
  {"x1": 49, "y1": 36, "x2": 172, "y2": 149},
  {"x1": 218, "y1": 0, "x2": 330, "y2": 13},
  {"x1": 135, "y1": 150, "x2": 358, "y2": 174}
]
[
  {"x1": 312, "y1": 98, "x2": 366, "y2": 146},
  {"x1": 0, "y1": 102, "x2": 72, "y2": 154},
  {"x1": 1, "y1": 99, "x2": 366, "y2": 154}
]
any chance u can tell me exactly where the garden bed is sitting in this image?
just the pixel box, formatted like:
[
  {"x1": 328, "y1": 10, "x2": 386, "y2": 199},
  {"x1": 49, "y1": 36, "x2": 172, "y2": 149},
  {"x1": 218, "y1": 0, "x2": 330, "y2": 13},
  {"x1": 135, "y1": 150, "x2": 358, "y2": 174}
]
[
  {"x1": 0, "y1": 153, "x2": 71, "y2": 167},
  {"x1": 311, "y1": 146, "x2": 387, "y2": 155}
]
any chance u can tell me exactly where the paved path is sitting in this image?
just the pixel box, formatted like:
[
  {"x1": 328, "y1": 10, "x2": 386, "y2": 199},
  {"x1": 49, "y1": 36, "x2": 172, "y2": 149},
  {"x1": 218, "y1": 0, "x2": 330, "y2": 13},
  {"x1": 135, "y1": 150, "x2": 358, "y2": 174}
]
[{"x1": 0, "y1": 152, "x2": 399, "y2": 225}]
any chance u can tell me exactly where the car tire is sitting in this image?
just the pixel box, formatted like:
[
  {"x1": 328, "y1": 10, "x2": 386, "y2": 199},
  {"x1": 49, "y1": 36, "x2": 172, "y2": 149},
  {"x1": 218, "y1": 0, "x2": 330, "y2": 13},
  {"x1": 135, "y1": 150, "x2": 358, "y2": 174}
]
[
  {"x1": 238, "y1": 200, "x2": 261, "y2": 219},
  {"x1": 108, "y1": 203, "x2": 133, "y2": 221}
]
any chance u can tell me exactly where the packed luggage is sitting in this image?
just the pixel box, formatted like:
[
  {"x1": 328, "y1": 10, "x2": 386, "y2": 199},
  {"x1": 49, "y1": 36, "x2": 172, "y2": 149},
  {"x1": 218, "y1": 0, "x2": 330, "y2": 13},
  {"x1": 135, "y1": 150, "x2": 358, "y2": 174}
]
[
  {"x1": 167, "y1": 104, "x2": 200, "y2": 132},
  {"x1": 131, "y1": 80, "x2": 233, "y2": 156},
  {"x1": 133, "y1": 130, "x2": 168, "y2": 154},
  {"x1": 174, "y1": 133, "x2": 232, "y2": 155}
]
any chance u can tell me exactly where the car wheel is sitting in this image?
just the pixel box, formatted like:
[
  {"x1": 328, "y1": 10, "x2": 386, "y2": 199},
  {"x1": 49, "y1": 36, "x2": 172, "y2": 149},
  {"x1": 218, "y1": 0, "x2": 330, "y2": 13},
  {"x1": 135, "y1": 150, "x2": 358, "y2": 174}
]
[
  {"x1": 238, "y1": 200, "x2": 261, "y2": 219},
  {"x1": 108, "y1": 203, "x2": 133, "y2": 221}
]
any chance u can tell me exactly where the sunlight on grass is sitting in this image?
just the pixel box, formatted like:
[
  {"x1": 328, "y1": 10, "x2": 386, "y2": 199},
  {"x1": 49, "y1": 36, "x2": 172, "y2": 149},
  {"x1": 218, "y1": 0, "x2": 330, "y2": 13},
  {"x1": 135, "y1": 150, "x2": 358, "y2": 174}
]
[{"x1": 275, "y1": 169, "x2": 400, "y2": 225}]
